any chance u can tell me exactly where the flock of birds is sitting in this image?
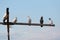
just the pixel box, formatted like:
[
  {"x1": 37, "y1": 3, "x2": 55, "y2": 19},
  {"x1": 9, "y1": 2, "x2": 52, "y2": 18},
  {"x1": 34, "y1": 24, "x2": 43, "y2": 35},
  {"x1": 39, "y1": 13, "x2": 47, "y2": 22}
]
[{"x1": 3, "y1": 12, "x2": 53, "y2": 27}]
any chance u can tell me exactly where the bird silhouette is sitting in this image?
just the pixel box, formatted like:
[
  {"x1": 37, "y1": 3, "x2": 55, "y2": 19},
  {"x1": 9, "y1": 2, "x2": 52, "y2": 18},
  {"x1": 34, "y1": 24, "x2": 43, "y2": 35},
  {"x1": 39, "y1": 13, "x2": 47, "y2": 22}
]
[{"x1": 40, "y1": 16, "x2": 44, "y2": 27}]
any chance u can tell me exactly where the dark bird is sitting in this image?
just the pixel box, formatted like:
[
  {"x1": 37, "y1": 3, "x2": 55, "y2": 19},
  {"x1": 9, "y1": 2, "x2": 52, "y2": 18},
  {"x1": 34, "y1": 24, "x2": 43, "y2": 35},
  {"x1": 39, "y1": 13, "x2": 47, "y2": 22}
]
[{"x1": 40, "y1": 16, "x2": 44, "y2": 27}]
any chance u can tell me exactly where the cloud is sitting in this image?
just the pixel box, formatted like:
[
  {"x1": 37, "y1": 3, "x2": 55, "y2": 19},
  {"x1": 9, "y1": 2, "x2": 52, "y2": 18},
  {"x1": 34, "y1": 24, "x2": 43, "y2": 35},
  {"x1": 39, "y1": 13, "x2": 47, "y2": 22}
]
[
  {"x1": 0, "y1": 26, "x2": 60, "y2": 40},
  {"x1": 9, "y1": 27, "x2": 60, "y2": 40}
]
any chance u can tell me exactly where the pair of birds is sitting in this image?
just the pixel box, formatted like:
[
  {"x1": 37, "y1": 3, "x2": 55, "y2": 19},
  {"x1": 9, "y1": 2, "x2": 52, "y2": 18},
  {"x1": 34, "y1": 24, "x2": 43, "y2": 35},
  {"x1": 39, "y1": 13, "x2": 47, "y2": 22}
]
[
  {"x1": 3, "y1": 12, "x2": 17, "y2": 23},
  {"x1": 40, "y1": 16, "x2": 53, "y2": 27},
  {"x1": 27, "y1": 16, "x2": 44, "y2": 27},
  {"x1": 3, "y1": 12, "x2": 17, "y2": 28}
]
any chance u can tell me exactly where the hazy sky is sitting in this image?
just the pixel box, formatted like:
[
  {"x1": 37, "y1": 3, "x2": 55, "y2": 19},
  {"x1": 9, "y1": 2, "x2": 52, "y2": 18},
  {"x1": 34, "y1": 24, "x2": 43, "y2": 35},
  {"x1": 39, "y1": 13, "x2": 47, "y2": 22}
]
[{"x1": 0, "y1": 0, "x2": 60, "y2": 40}]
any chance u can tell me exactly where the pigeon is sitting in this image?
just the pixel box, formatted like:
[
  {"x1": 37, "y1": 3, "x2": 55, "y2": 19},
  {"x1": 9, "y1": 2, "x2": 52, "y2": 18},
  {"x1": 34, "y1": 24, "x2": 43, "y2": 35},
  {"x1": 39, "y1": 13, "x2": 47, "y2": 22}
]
[
  {"x1": 27, "y1": 16, "x2": 31, "y2": 26},
  {"x1": 3, "y1": 12, "x2": 8, "y2": 23},
  {"x1": 49, "y1": 18, "x2": 53, "y2": 24},
  {"x1": 13, "y1": 17, "x2": 17, "y2": 23}
]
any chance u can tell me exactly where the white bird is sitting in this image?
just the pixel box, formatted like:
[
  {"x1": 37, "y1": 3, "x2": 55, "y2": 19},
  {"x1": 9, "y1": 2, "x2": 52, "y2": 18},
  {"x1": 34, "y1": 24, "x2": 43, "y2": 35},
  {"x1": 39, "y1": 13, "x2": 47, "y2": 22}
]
[
  {"x1": 27, "y1": 16, "x2": 31, "y2": 26},
  {"x1": 13, "y1": 17, "x2": 17, "y2": 23},
  {"x1": 49, "y1": 18, "x2": 53, "y2": 24},
  {"x1": 9, "y1": 17, "x2": 17, "y2": 28},
  {"x1": 3, "y1": 12, "x2": 7, "y2": 18},
  {"x1": 3, "y1": 12, "x2": 8, "y2": 23}
]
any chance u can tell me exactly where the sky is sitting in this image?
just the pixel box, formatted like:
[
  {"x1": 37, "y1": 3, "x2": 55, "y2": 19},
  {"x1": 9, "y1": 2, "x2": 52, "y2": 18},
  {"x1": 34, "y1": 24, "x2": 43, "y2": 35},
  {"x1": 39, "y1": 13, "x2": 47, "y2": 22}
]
[{"x1": 0, "y1": 0, "x2": 60, "y2": 40}]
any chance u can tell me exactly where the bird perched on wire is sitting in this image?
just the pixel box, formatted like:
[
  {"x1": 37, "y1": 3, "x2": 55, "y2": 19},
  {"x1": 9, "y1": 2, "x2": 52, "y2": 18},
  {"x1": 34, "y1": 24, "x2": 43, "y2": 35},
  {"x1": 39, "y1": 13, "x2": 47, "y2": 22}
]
[
  {"x1": 9, "y1": 17, "x2": 17, "y2": 28},
  {"x1": 12, "y1": 17, "x2": 17, "y2": 23},
  {"x1": 40, "y1": 16, "x2": 44, "y2": 27},
  {"x1": 27, "y1": 16, "x2": 31, "y2": 26},
  {"x1": 49, "y1": 18, "x2": 53, "y2": 24},
  {"x1": 3, "y1": 11, "x2": 8, "y2": 23},
  {"x1": 3, "y1": 8, "x2": 9, "y2": 23}
]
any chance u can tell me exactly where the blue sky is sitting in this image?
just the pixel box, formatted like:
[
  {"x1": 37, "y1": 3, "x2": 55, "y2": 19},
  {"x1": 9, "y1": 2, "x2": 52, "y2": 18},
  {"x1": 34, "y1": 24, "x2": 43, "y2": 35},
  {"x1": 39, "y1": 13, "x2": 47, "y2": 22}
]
[{"x1": 0, "y1": 0, "x2": 60, "y2": 40}]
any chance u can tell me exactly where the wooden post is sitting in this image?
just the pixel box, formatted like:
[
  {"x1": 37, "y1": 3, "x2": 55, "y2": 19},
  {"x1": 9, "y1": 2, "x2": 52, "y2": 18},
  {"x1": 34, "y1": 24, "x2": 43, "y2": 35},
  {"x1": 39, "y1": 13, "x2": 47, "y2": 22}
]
[{"x1": 6, "y1": 8, "x2": 10, "y2": 40}]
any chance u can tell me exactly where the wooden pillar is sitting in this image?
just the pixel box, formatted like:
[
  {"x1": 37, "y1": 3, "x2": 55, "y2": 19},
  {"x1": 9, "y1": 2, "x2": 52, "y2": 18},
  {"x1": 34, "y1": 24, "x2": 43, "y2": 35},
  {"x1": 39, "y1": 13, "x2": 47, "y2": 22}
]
[{"x1": 6, "y1": 8, "x2": 10, "y2": 40}]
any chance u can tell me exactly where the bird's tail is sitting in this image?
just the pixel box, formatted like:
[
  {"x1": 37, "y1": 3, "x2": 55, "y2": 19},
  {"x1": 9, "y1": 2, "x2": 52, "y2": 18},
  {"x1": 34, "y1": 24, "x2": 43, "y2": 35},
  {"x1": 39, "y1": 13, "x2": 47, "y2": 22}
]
[
  {"x1": 41, "y1": 24, "x2": 43, "y2": 27},
  {"x1": 41, "y1": 25, "x2": 43, "y2": 27}
]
